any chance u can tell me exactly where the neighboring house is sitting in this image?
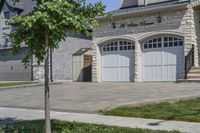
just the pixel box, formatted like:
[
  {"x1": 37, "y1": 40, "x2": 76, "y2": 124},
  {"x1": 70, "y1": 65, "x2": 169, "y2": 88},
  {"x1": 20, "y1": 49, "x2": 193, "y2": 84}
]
[
  {"x1": 92, "y1": 0, "x2": 200, "y2": 82},
  {"x1": 0, "y1": 0, "x2": 93, "y2": 81},
  {"x1": 0, "y1": 0, "x2": 35, "y2": 81}
]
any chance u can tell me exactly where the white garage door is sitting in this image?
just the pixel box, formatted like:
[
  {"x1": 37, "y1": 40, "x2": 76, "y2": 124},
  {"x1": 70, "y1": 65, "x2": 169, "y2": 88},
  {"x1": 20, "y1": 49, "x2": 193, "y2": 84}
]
[
  {"x1": 102, "y1": 40, "x2": 135, "y2": 81},
  {"x1": 142, "y1": 36, "x2": 184, "y2": 81}
]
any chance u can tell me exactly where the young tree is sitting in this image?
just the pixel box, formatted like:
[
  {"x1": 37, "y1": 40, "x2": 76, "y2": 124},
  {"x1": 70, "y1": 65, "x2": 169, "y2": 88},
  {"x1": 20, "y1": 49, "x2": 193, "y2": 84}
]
[{"x1": 9, "y1": 0, "x2": 105, "y2": 132}]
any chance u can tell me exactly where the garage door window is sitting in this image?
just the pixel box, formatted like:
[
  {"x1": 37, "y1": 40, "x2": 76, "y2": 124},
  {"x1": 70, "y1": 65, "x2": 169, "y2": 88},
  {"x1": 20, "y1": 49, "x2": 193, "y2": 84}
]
[
  {"x1": 144, "y1": 37, "x2": 162, "y2": 49},
  {"x1": 102, "y1": 41, "x2": 134, "y2": 52},
  {"x1": 144, "y1": 37, "x2": 183, "y2": 49},
  {"x1": 103, "y1": 42, "x2": 118, "y2": 52},
  {"x1": 119, "y1": 41, "x2": 135, "y2": 51}
]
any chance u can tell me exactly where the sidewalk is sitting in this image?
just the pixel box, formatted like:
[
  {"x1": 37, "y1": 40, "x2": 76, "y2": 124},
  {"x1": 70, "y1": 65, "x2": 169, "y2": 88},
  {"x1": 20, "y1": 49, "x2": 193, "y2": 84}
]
[{"x1": 0, "y1": 107, "x2": 199, "y2": 133}]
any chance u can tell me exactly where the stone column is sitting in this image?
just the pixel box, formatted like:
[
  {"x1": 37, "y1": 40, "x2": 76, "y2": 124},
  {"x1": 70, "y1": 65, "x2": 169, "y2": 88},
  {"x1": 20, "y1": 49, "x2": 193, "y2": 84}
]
[
  {"x1": 134, "y1": 39, "x2": 142, "y2": 82},
  {"x1": 92, "y1": 41, "x2": 99, "y2": 82}
]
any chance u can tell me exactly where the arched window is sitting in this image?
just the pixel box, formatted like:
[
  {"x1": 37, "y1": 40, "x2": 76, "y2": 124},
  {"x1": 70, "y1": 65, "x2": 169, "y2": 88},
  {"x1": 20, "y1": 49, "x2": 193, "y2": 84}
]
[
  {"x1": 102, "y1": 40, "x2": 135, "y2": 52},
  {"x1": 143, "y1": 36, "x2": 183, "y2": 49}
]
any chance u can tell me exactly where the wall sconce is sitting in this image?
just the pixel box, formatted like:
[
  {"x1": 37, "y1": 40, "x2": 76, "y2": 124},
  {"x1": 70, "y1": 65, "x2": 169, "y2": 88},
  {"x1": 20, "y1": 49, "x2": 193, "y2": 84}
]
[
  {"x1": 157, "y1": 16, "x2": 162, "y2": 23},
  {"x1": 112, "y1": 22, "x2": 116, "y2": 29}
]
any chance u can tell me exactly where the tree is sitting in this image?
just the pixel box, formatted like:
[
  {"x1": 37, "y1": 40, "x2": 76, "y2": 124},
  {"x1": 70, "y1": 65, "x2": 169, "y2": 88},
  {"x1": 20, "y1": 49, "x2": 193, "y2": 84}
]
[{"x1": 9, "y1": 0, "x2": 105, "y2": 132}]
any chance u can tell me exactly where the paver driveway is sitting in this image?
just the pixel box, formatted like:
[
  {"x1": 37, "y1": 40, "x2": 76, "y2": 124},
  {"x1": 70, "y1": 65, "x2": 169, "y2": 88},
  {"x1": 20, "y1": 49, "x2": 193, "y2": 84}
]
[{"x1": 0, "y1": 82, "x2": 200, "y2": 113}]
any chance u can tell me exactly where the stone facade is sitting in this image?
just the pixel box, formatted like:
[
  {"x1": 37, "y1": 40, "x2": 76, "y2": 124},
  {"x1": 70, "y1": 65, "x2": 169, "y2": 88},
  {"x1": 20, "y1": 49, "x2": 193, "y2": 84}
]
[{"x1": 92, "y1": 0, "x2": 200, "y2": 82}]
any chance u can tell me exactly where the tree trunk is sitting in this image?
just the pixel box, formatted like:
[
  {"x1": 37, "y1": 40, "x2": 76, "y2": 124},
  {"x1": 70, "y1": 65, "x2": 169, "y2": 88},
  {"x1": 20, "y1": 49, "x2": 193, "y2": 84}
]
[{"x1": 44, "y1": 28, "x2": 51, "y2": 133}]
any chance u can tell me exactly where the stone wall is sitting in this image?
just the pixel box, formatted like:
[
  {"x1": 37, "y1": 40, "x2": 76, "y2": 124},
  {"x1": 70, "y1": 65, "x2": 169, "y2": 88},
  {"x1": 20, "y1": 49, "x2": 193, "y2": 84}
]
[
  {"x1": 193, "y1": 9, "x2": 200, "y2": 65},
  {"x1": 92, "y1": 5, "x2": 199, "y2": 82}
]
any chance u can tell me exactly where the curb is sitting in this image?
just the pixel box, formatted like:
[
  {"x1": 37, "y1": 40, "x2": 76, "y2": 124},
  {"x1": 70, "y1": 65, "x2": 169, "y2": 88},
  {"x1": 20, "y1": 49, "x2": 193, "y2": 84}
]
[{"x1": 105, "y1": 96, "x2": 200, "y2": 111}]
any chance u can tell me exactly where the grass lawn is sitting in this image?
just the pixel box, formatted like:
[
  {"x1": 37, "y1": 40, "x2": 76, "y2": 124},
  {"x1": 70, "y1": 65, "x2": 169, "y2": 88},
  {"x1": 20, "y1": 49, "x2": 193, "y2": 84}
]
[
  {"x1": 0, "y1": 120, "x2": 179, "y2": 133},
  {"x1": 0, "y1": 82, "x2": 37, "y2": 87},
  {"x1": 102, "y1": 98, "x2": 200, "y2": 123}
]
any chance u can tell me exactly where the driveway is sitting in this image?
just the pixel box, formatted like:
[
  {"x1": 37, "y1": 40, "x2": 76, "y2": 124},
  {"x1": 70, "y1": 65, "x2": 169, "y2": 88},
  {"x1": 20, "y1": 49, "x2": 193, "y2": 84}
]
[{"x1": 0, "y1": 82, "x2": 200, "y2": 113}]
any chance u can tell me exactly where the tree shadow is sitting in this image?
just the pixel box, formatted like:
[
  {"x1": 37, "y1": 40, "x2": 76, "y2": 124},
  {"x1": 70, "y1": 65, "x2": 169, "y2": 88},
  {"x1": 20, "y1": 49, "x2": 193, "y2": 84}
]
[
  {"x1": 0, "y1": 117, "x2": 20, "y2": 125},
  {"x1": 148, "y1": 120, "x2": 166, "y2": 126}
]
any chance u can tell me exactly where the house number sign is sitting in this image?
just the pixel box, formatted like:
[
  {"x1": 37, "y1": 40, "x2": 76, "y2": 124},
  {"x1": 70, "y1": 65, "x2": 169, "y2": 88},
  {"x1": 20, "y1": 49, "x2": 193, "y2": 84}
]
[{"x1": 111, "y1": 16, "x2": 162, "y2": 29}]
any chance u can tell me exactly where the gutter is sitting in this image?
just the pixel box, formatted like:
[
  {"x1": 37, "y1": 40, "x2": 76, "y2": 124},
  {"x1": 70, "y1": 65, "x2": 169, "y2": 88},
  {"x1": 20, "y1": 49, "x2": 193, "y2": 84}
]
[{"x1": 97, "y1": 2, "x2": 189, "y2": 20}]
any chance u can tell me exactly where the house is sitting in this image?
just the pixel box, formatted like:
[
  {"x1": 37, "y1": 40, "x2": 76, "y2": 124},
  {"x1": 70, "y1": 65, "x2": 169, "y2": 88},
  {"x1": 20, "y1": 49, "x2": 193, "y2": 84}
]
[
  {"x1": 1, "y1": 0, "x2": 200, "y2": 82},
  {"x1": 0, "y1": 0, "x2": 93, "y2": 81},
  {"x1": 0, "y1": 0, "x2": 35, "y2": 81},
  {"x1": 91, "y1": 0, "x2": 200, "y2": 82}
]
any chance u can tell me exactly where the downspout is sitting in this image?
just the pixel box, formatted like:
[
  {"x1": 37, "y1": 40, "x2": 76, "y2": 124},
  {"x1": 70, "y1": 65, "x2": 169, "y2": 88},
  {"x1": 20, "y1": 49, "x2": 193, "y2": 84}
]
[
  {"x1": 50, "y1": 48, "x2": 53, "y2": 82},
  {"x1": 31, "y1": 55, "x2": 34, "y2": 81}
]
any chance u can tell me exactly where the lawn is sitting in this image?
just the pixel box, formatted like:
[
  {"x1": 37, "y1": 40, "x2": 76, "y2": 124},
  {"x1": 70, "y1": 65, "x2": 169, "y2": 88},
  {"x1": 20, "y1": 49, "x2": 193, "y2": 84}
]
[
  {"x1": 102, "y1": 98, "x2": 200, "y2": 123},
  {"x1": 0, "y1": 120, "x2": 179, "y2": 133},
  {"x1": 0, "y1": 82, "x2": 37, "y2": 87}
]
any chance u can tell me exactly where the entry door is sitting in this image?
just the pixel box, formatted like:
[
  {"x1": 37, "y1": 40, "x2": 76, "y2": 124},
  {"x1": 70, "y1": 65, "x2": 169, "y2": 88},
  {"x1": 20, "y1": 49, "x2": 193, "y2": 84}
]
[
  {"x1": 102, "y1": 40, "x2": 135, "y2": 82},
  {"x1": 142, "y1": 37, "x2": 184, "y2": 81},
  {"x1": 83, "y1": 55, "x2": 92, "y2": 82}
]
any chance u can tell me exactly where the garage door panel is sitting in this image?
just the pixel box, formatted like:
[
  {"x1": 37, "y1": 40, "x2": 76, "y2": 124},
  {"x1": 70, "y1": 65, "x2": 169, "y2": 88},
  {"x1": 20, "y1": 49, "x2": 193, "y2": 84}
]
[
  {"x1": 143, "y1": 66, "x2": 162, "y2": 81},
  {"x1": 163, "y1": 49, "x2": 177, "y2": 65},
  {"x1": 163, "y1": 65, "x2": 176, "y2": 81},
  {"x1": 143, "y1": 50, "x2": 162, "y2": 66},
  {"x1": 118, "y1": 52, "x2": 134, "y2": 66},
  {"x1": 153, "y1": 66, "x2": 162, "y2": 81}
]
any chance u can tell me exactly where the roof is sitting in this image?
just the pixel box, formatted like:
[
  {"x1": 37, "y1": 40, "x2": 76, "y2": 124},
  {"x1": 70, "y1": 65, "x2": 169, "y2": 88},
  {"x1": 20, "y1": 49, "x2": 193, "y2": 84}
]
[
  {"x1": 1, "y1": 0, "x2": 36, "y2": 15},
  {"x1": 120, "y1": 0, "x2": 188, "y2": 9},
  {"x1": 73, "y1": 48, "x2": 91, "y2": 56},
  {"x1": 97, "y1": 0, "x2": 190, "y2": 20}
]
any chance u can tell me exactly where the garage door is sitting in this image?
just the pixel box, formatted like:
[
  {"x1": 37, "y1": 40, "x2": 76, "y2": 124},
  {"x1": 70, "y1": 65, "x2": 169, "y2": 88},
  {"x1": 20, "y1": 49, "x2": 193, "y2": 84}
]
[
  {"x1": 0, "y1": 60, "x2": 31, "y2": 81},
  {"x1": 102, "y1": 40, "x2": 135, "y2": 81},
  {"x1": 0, "y1": 48, "x2": 31, "y2": 81},
  {"x1": 142, "y1": 36, "x2": 184, "y2": 81}
]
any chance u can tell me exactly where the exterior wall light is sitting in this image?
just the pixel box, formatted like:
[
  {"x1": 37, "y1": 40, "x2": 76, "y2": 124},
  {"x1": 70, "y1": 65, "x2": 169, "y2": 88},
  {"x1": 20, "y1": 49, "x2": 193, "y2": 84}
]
[
  {"x1": 112, "y1": 22, "x2": 116, "y2": 29},
  {"x1": 157, "y1": 16, "x2": 162, "y2": 23}
]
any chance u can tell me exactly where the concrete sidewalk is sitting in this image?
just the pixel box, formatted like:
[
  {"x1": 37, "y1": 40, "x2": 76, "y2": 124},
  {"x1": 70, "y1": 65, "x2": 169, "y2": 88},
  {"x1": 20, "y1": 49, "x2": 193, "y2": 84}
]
[{"x1": 0, "y1": 107, "x2": 199, "y2": 133}]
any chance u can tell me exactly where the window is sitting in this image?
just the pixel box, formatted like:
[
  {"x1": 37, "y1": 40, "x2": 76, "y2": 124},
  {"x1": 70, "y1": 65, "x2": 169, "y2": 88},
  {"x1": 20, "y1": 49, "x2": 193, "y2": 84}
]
[
  {"x1": 119, "y1": 41, "x2": 135, "y2": 51},
  {"x1": 144, "y1": 37, "x2": 163, "y2": 49},
  {"x1": 163, "y1": 37, "x2": 183, "y2": 47},
  {"x1": 158, "y1": 43, "x2": 162, "y2": 48},
  {"x1": 4, "y1": 11, "x2": 10, "y2": 19},
  {"x1": 153, "y1": 43, "x2": 157, "y2": 48},
  {"x1": 149, "y1": 44, "x2": 152, "y2": 48}
]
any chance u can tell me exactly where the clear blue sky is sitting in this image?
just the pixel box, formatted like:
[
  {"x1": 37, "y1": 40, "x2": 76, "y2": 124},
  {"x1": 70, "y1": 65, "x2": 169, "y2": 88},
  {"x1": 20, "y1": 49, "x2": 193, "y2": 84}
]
[{"x1": 86, "y1": 0, "x2": 120, "y2": 12}]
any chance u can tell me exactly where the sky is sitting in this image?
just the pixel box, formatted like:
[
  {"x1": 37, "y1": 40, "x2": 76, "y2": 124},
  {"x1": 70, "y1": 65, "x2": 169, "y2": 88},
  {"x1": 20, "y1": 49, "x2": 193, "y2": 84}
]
[{"x1": 86, "y1": 0, "x2": 120, "y2": 12}]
